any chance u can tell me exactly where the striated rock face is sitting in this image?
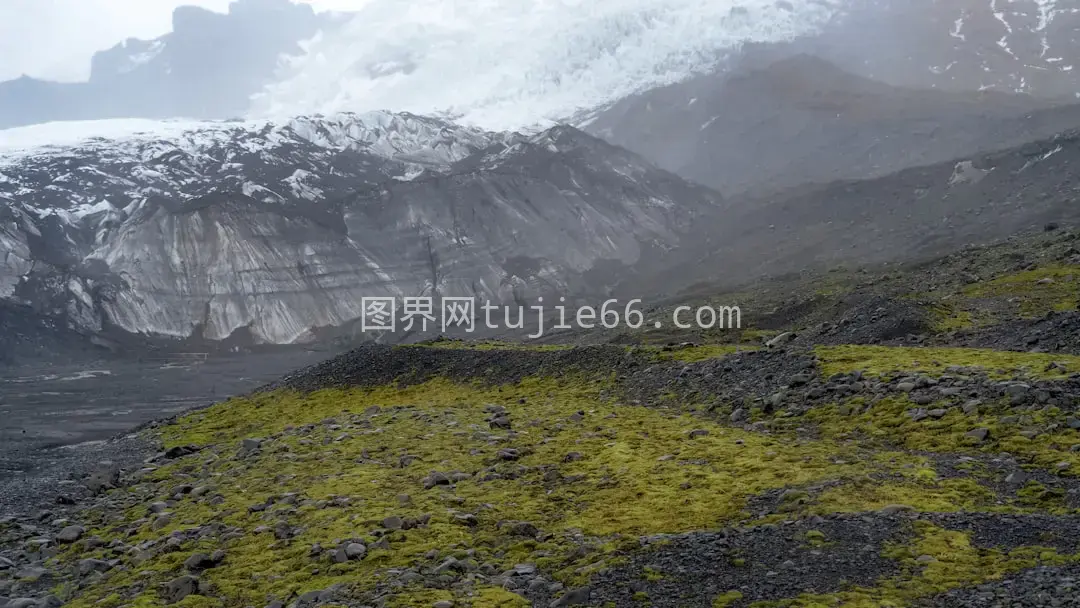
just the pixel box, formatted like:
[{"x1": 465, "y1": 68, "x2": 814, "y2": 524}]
[{"x1": 0, "y1": 113, "x2": 720, "y2": 347}]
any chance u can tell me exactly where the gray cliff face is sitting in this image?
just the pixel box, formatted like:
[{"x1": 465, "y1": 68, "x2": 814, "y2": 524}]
[
  {"x1": 0, "y1": 0, "x2": 330, "y2": 129},
  {"x1": 587, "y1": 54, "x2": 1080, "y2": 196},
  {"x1": 0, "y1": 114, "x2": 720, "y2": 348}
]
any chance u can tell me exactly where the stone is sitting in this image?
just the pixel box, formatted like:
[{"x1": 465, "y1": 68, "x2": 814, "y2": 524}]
[
  {"x1": 164, "y1": 575, "x2": 201, "y2": 604},
  {"x1": 77, "y1": 558, "x2": 112, "y2": 576},
  {"x1": 184, "y1": 553, "x2": 216, "y2": 571},
  {"x1": 965, "y1": 428, "x2": 990, "y2": 443},
  {"x1": 550, "y1": 586, "x2": 591, "y2": 607},
  {"x1": 383, "y1": 516, "x2": 403, "y2": 530},
  {"x1": 497, "y1": 449, "x2": 521, "y2": 461},
  {"x1": 788, "y1": 373, "x2": 812, "y2": 386},
  {"x1": 1005, "y1": 383, "x2": 1031, "y2": 404},
  {"x1": 423, "y1": 472, "x2": 451, "y2": 489},
  {"x1": 55, "y1": 525, "x2": 85, "y2": 543},
  {"x1": 1005, "y1": 471, "x2": 1029, "y2": 485},
  {"x1": 344, "y1": 543, "x2": 367, "y2": 559}
]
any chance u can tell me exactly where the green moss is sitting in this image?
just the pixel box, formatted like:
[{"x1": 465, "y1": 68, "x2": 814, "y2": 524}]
[
  {"x1": 385, "y1": 589, "x2": 452, "y2": 608},
  {"x1": 175, "y1": 597, "x2": 224, "y2": 608},
  {"x1": 53, "y1": 339, "x2": 1080, "y2": 608},
  {"x1": 643, "y1": 566, "x2": 665, "y2": 582},
  {"x1": 1016, "y1": 481, "x2": 1069, "y2": 513},
  {"x1": 68, "y1": 377, "x2": 946, "y2": 608},
  {"x1": 713, "y1": 591, "x2": 745, "y2": 607},
  {"x1": 797, "y1": 396, "x2": 1080, "y2": 483},
  {"x1": 963, "y1": 266, "x2": 1078, "y2": 318},
  {"x1": 652, "y1": 344, "x2": 758, "y2": 362},
  {"x1": 816, "y1": 345, "x2": 1080, "y2": 380},
  {"x1": 470, "y1": 587, "x2": 531, "y2": 607},
  {"x1": 811, "y1": 477, "x2": 995, "y2": 515},
  {"x1": 804, "y1": 530, "x2": 828, "y2": 548},
  {"x1": 926, "y1": 304, "x2": 977, "y2": 333},
  {"x1": 753, "y1": 522, "x2": 1078, "y2": 607}
]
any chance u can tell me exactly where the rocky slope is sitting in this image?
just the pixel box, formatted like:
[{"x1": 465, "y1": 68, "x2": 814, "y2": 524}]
[
  {"x1": 587, "y1": 54, "x2": 1080, "y2": 195},
  {"x1": 0, "y1": 0, "x2": 336, "y2": 129},
  {"x1": 0, "y1": 112, "x2": 720, "y2": 353}
]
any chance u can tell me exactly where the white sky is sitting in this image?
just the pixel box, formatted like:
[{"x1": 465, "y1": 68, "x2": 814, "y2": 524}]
[{"x1": 0, "y1": 0, "x2": 363, "y2": 82}]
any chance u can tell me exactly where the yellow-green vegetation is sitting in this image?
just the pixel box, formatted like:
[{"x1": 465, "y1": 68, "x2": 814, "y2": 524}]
[
  {"x1": 963, "y1": 266, "x2": 1078, "y2": 318},
  {"x1": 57, "y1": 372, "x2": 1040, "y2": 608},
  {"x1": 651, "y1": 344, "x2": 758, "y2": 362},
  {"x1": 925, "y1": 303, "x2": 985, "y2": 333},
  {"x1": 816, "y1": 345, "x2": 1080, "y2": 380},
  {"x1": 713, "y1": 591, "x2": 744, "y2": 607},
  {"x1": 797, "y1": 395, "x2": 1080, "y2": 482},
  {"x1": 751, "y1": 522, "x2": 1080, "y2": 608}
]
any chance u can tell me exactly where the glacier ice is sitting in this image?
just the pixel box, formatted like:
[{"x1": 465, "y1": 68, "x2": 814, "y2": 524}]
[{"x1": 251, "y1": 0, "x2": 845, "y2": 131}]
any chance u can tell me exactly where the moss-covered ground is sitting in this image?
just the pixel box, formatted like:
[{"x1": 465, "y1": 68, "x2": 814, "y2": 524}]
[{"x1": 43, "y1": 333, "x2": 1080, "y2": 608}]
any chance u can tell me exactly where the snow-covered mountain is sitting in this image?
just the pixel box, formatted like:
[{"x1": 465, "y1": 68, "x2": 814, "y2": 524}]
[{"x1": 0, "y1": 113, "x2": 720, "y2": 349}]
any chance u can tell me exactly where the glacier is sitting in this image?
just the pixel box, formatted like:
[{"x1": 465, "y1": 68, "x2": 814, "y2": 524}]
[{"x1": 250, "y1": 0, "x2": 846, "y2": 131}]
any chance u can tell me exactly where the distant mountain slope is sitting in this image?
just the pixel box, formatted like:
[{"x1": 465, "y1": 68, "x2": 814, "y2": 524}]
[
  {"x1": 588, "y1": 54, "x2": 1080, "y2": 195},
  {"x1": 0, "y1": 0, "x2": 333, "y2": 129},
  {"x1": 0, "y1": 113, "x2": 720, "y2": 350},
  {"x1": 631, "y1": 124, "x2": 1080, "y2": 296}
]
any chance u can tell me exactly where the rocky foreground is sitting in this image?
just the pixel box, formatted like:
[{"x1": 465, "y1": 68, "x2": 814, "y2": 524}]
[{"x1": 3, "y1": 230, "x2": 1080, "y2": 608}]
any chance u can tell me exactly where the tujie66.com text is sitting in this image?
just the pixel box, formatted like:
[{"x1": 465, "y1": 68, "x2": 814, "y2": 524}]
[{"x1": 359, "y1": 296, "x2": 740, "y2": 339}]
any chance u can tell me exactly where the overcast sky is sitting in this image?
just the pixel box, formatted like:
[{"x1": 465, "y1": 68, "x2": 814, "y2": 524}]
[{"x1": 0, "y1": 0, "x2": 361, "y2": 82}]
